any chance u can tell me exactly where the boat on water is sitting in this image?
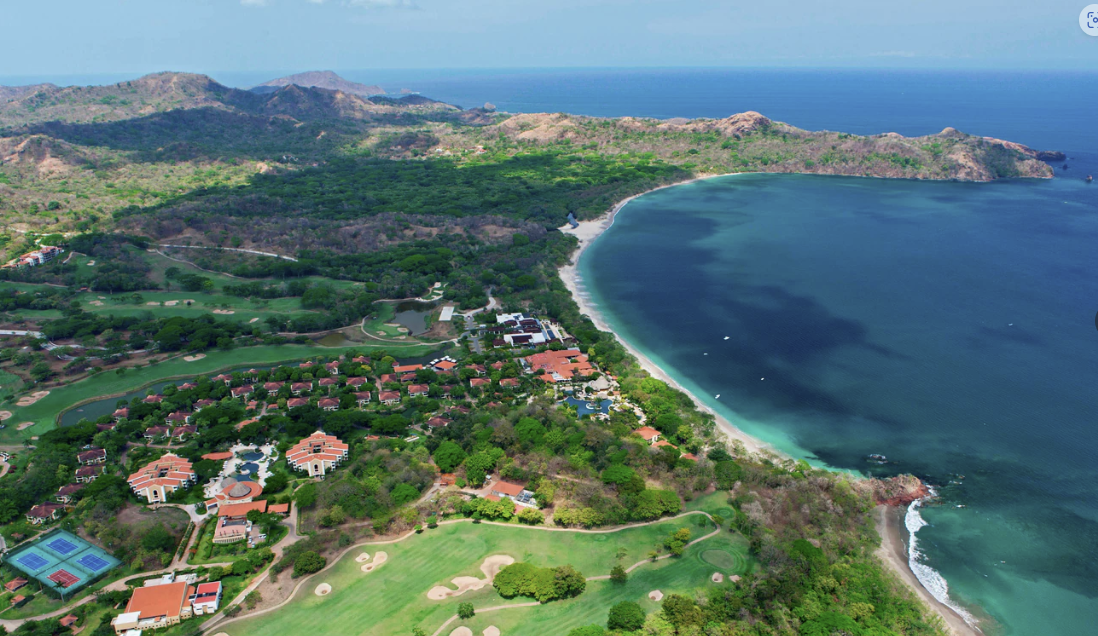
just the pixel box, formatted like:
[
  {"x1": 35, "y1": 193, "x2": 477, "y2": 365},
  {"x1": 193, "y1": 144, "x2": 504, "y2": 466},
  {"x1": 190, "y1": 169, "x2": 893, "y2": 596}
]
[{"x1": 1086, "y1": 175, "x2": 1093, "y2": 183}]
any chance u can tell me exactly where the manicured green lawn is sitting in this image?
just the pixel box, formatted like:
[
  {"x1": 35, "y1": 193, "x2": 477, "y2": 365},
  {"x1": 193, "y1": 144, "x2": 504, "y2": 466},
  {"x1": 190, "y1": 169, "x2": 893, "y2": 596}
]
[
  {"x1": 222, "y1": 516, "x2": 753, "y2": 636},
  {"x1": 0, "y1": 342, "x2": 441, "y2": 443}
]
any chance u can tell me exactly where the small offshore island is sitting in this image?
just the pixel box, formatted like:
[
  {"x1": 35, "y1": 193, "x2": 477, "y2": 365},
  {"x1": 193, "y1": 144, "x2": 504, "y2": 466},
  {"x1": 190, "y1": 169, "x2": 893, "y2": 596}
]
[{"x1": 0, "y1": 72, "x2": 1060, "y2": 636}]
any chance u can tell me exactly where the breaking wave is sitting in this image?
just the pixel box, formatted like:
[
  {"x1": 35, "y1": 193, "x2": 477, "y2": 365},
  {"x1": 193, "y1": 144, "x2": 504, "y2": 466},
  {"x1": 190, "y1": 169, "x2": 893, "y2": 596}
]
[{"x1": 906, "y1": 488, "x2": 978, "y2": 626}]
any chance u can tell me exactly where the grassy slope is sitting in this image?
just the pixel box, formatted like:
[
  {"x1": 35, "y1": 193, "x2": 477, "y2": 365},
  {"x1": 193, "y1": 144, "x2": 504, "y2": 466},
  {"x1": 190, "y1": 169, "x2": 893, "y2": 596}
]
[
  {"x1": 224, "y1": 517, "x2": 752, "y2": 636},
  {"x1": 0, "y1": 342, "x2": 441, "y2": 443}
]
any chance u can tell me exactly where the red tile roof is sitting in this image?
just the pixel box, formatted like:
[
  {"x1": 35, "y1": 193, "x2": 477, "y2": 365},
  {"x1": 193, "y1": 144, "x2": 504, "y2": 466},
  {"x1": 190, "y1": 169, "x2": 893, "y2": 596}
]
[
  {"x1": 217, "y1": 500, "x2": 267, "y2": 518},
  {"x1": 491, "y1": 481, "x2": 525, "y2": 497},
  {"x1": 394, "y1": 364, "x2": 422, "y2": 373},
  {"x1": 635, "y1": 426, "x2": 661, "y2": 441},
  {"x1": 125, "y1": 581, "x2": 188, "y2": 620},
  {"x1": 202, "y1": 452, "x2": 234, "y2": 461}
]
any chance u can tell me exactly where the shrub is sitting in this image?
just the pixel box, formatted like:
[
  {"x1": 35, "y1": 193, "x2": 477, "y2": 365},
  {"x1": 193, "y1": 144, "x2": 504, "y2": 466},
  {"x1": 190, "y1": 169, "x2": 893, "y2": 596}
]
[
  {"x1": 457, "y1": 602, "x2": 475, "y2": 619},
  {"x1": 607, "y1": 600, "x2": 646, "y2": 631},
  {"x1": 292, "y1": 551, "x2": 326, "y2": 577},
  {"x1": 492, "y1": 562, "x2": 585, "y2": 603}
]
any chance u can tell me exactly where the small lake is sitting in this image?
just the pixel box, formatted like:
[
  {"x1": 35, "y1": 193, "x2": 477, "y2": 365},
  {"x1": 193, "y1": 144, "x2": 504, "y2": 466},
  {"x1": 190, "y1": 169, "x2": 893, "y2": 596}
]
[{"x1": 392, "y1": 301, "x2": 437, "y2": 336}]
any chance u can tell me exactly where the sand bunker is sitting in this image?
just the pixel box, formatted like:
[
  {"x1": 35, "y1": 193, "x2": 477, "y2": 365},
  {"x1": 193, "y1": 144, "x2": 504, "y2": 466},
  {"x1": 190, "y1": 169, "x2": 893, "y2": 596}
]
[
  {"x1": 88, "y1": 300, "x2": 104, "y2": 306},
  {"x1": 0, "y1": 410, "x2": 11, "y2": 421},
  {"x1": 15, "y1": 391, "x2": 49, "y2": 407},
  {"x1": 427, "y1": 555, "x2": 514, "y2": 600},
  {"x1": 164, "y1": 300, "x2": 179, "y2": 306},
  {"x1": 711, "y1": 572, "x2": 724, "y2": 583},
  {"x1": 314, "y1": 583, "x2": 332, "y2": 596},
  {"x1": 212, "y1": 310, "x2": 235, "y2": 315},
  {"x1": 17, "y1": 421, "x2": 35, "y2": 431},
  {"x1": 86, "y1": 260, "x2": 95, "y2": 266},
  {"x1": 183, "y1": 354, "x2": 207, "y2": 362},
  {"x1": 649, "y1": 590, "x2": 664, "y2": 602},
  {"x1": 483, "y1": 628, "x2": 500, "y2": 636},
  {"x1": 449, "y1": 629, "x2": 472, "y2": 636},
  {"x1": 249, "y1": 317, "x2": 259, "y2": 323},
  {"x1": 147, "y1": 302, "x2": 161, "y2": 306},
  {"x1": 360, "y1": 551, "x2": 388, "y2": 573},
  {"x1": 355, "y1": 552, "x2": 372, "y2": 563},
  {"x1": 729, "y1": 575, "x2": 741, "y2": 583}
]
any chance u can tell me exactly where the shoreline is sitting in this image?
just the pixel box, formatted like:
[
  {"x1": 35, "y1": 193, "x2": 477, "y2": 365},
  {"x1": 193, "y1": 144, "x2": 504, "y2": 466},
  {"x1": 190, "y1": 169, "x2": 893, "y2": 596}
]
[
  {"x1": 875, "y1": 506, "x2": 983, "y2": 636},
  {"x1": 558, "y1": 173, "x2": 775, "y2": 457},
  {"x1": 557, "y1": 175, "x2": 982, "y2": 636}
]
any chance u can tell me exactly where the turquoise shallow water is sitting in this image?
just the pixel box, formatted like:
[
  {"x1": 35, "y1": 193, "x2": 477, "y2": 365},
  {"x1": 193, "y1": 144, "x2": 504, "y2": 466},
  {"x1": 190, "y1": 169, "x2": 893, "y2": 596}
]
[{"x1": 580, "y1": 173, "x2": 1098, "y2": 635}]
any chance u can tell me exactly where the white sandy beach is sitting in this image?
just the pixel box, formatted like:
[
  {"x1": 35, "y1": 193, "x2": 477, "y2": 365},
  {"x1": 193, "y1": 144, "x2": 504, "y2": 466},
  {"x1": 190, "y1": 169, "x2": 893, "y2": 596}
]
[{"x1": 558, "y1": 179, "x2": 982, "y2": 636}]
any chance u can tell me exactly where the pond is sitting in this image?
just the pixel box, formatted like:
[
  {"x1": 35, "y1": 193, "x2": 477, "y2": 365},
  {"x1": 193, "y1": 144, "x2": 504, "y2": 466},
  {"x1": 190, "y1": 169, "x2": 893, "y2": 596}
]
[
  {"x1": 59, "y1": 364, "x2": 277, "y2": 428},
  {"x1": 239, "y1": 462, "x2": 260, "y2": 474},
  {"x1": 241, "y1": 451, "x2": 264, "y2": 461},
  {"x1": 392, "y1": 301, "x2": 437, "y2": 336},
  {"x1": 561, "y1": 396, "x2": 611, "y2": 417}
]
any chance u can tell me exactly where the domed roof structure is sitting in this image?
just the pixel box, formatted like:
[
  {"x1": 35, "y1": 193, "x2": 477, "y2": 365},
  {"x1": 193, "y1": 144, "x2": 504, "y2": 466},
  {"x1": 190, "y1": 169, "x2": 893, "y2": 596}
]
[{"x1": 228, "y1": 482, "x2": 252, "y2": 498}]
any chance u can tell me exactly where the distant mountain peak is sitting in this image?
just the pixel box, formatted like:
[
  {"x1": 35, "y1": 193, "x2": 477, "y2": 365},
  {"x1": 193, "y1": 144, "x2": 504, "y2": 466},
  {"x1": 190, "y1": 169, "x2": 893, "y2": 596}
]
[{"x1": 253, "y1": 71, "x2": 383, "y2": 97}]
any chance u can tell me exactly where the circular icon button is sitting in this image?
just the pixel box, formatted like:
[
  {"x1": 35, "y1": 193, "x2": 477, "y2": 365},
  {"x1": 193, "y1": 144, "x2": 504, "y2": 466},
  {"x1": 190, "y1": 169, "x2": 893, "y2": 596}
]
[{"x1": 1082, "y1": 5, "x2": 1098, "y2": 35}]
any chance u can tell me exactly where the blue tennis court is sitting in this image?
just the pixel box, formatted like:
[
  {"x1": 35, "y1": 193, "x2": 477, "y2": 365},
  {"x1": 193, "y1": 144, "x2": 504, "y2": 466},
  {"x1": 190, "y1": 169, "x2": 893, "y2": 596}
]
[
  {"x1": 7, "y1": 529, "x2": 119, "y2": 594},
  {"x1": 17, "y1": 553, "x2": 49, "y2": 570},
  {"x1": 47, "y1": 537, "x2": 79, "y2": 555},
  {"x1": 77, "y1": 554, "x2": 110, "y2": 571}
]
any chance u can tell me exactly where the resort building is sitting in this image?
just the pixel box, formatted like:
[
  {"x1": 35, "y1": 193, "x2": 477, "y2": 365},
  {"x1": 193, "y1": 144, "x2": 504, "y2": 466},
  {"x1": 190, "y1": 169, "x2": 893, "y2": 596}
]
[
  {"x1": 379, "y1": 391, "x2": 401, "y2": 405},
  {"x1": 394, "y1": 364, "x2": 422, "y2": 373},
  {"x1": 111, "y1": 581, "x2": 192, "y2": 633},
  {"x1": 77, "y1": 448, "x2": 107, "y2": 465},
  {"x1": 75, "y1": 466, "x2": 102, "y2": 483},
  {"x1": 1, "y1": 245, "x2": 63, "y2": 269},
  {"x1": 56, "y1": 483, "x2": 85, "y2": 503},
  {"x1": 291, "y1": 382, "x2": 312, "y2": 395},
  {"x1": 318, "y1": 398, "x2": 339, "y2": 411},
  {"x1": 354, "y1": 392, "x2": 372, "y2": 406},
  {"x1": 112, "y1": 407, "x2": 129, "y2": 421},
  {"x1": 287, "y1": 397, "x2": 308, "y2": 409},
  {"x1": 189, "y1": 582, "x2": 222, "y2": 615},
  {"x1": 204, "y1": 480, "x2": 263, "y2": 513},
  {"x1": 635, "y1": 426, "x2": 662, "y2": 444},
  {"x1": 128, "y1": 454, "x2": 197, "y2": 503},
  {"x1": 408, "y1": 384, "x2": 429, "y2": 397},
  {"x1": 26, "y1": 502, "x2": 64, "y2": 525},
  {"x1": 347, "y1": 376, "x2": 371, "y2": 388},
  {"x1": 230, "y1": 385, "x2": 254, "y2": 399},
  {"x1": 286, "y1": 431, "x2": 348, "y2": 477},
  {"x1": 523, "y1": 349, "x2": 593, "y2": 383}
]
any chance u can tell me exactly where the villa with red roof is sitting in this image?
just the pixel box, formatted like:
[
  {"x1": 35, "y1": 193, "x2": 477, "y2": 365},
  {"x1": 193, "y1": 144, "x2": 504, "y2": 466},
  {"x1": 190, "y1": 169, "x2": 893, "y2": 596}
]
[
  {"x1": 379, "y1": 391, "x2": 401, "y2": 405},
  {"x1": 189, "y1": 581, "x2": 222, "y2": 615},
  {"x1": 408, "y1": 384, "x2": 429, "y2": 397},
  {"x1": 347, "y1": 376, "x2": 370, "y2": 388},
  {"x1": 77, "y1": 448, "x2": 106, "y2": 465},
  {"x1": 230, "y1": 385, "x2": 254, "y2": 399},
  {"x1": 287, "y1": 397, "x2": 309, "y2": 409},
  {"x1": 286, "y1": 431, "x2": 349, "y2": 477},
  {"x1": 128, "y1": 453, "x2": 196, "y2": 503},
  {"x1": 354, "y1": 392, "x2": 372, "y2": 405},
  {"x1": 318, "y1": 398, "x2": 339, "y2": 411},
  {"x1": 635, "y1": 426, "x2": 662, "y2": 444}
]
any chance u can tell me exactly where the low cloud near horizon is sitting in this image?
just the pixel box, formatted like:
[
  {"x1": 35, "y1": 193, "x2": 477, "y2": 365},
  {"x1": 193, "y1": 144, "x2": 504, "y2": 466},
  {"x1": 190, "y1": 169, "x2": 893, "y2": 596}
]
[{"x1": 242, "y1": 0, "x2": 414, "y2": 7}]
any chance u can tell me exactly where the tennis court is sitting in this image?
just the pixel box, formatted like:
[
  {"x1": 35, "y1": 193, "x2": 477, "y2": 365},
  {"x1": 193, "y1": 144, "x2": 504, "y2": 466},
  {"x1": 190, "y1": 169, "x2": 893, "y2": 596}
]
[{"x1": 5, "y1": 529, "x2": 120, "y2": 594}]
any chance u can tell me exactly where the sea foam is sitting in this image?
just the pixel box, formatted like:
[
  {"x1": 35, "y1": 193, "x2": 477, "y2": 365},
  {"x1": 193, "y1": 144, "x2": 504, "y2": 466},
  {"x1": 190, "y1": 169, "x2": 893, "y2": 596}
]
[{"x1": 905, "y1": 489, "x2": 977, "y2": 625}]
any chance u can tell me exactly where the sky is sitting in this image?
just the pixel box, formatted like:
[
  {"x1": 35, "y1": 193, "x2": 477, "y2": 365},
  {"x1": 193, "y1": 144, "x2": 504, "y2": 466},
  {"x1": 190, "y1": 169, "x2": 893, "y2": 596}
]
[{"x1": 1, "y1": 0, "x2": 1095, "y2": 82}]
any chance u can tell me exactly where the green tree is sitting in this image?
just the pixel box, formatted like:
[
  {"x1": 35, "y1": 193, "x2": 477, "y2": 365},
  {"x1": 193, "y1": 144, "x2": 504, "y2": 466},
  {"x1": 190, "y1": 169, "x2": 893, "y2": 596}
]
[
  {"x1": 607, "y1": 600, "x2": 646, "y2": 631},
  {"x1": 433, "y1": 441, "x2": 467, "y2": 473},
  {"x1": 609, "y1": 564, "x2": 627, "y2": 584},
  {"x1": 457, "y1": 602, "x2": 475, "y2": 619}
]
